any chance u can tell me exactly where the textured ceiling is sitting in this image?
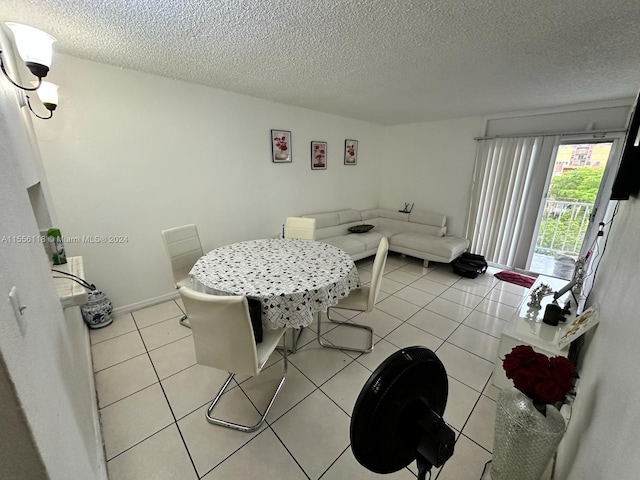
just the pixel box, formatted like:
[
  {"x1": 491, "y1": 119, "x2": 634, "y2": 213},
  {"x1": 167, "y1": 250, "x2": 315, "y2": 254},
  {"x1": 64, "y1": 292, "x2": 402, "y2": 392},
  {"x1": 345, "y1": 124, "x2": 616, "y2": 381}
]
[{"x1": 1, "y1": 0, "x2": 639, "y2": 125}]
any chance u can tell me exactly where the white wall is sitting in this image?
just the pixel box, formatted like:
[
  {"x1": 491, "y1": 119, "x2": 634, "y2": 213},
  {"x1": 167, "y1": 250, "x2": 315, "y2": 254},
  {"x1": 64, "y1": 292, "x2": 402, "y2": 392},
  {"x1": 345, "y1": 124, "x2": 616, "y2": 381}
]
[
  {"x1": 34, "y1": 54, "x2": 385, "y2": 311},
  {"x1": 555, "y1": 198, "x2": 640, "y2": 479},
  {"x1": 379, "y1": 117, "x2": 483, "y2": 237},
  {"x1": 0, "y1": 33, "x2": 105, "y2": 479}
]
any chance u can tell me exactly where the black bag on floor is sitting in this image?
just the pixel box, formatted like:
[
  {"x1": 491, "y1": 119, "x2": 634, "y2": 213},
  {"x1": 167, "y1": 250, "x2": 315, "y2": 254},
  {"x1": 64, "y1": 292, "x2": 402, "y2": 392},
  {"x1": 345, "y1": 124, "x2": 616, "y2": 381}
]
[{"x1": 452, "y1": 253, "x2": 488, "y2": 279}]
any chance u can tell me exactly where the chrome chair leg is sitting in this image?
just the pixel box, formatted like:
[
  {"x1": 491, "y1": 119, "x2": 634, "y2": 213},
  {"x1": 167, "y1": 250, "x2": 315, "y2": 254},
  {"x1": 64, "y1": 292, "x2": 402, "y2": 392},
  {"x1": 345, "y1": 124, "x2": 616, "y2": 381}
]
[
  {"x1": 177, "y1": 288, "x2": 191, "y2": 328},
  {"x1": 316, "y1": 310, "x2": 374, "y2": 354},
  {"x1": 278, "y1": 327, "x2": 304, "y2": 355},
  {"x1": 179, "y1": 314, "x2": 191, "y2": 328},
  {"x1": 291, "y1": 327, "x2": 304, "y2": 353},
  {"x1": 205, "y1": 335, "x2": 288, "y2": 432}
]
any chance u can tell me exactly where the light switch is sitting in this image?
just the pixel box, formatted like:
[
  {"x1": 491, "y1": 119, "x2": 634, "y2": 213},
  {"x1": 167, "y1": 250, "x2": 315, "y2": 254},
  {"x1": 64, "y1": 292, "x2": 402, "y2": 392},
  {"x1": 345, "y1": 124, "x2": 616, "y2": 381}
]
[{"x1": 9, "y1": 287, "x2": 27, "y2": 334}]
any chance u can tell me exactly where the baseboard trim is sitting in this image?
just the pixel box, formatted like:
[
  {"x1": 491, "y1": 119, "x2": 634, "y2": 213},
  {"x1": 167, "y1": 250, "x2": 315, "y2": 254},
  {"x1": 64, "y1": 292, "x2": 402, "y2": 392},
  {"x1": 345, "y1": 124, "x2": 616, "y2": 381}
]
[
  {"x1": 112, "y1": 291, "x2": 180, "y2": 316},
  {"x1": 82, "y1": 325, "x2": 109, "y2": 480}
]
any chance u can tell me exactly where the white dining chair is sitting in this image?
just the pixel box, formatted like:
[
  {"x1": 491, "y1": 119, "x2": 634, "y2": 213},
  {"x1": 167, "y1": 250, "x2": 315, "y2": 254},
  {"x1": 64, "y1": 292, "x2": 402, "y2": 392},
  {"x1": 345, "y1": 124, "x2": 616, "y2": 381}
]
[
  {"x1": 317, "y1": 237, "x2": 389, "y2": 353},
  {"x1": 284, "y1": 217, "x2": 316, "y2": 240},
  {"x1": 178, "y1": 287, "x2": 288, "y2": 433},
  {"x1": 161, "y1": 224, "x2": 204, "y2": 328},
  {"x1": 283, "y1": 216, "x2": 316, "y2": 349}
]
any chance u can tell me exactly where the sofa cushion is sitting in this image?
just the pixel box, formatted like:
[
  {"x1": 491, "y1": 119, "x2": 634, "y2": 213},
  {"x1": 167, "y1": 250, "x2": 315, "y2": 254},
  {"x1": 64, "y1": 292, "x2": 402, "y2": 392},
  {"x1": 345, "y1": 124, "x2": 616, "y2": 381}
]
[
  {"x1": 361, "y1": 209, "x2": 409, "y2": 222},
  {"x1": 378, "y1": 217, "x2": 414, "y2": 233},
  {"x1": 321, "y1": 236, "x2": 366, "y2": 257},
  {"x1": 409, "y1": 210, "x2": 446, "y2": 228},
  {"x1": 391, "y1": 232, "x2": 467, "y2": 259},
  {"x1": 314, "y1": 225, "x2": 346, "y2": 240},
  {"x1": 316, "y1": 221, "x2": 365, "y2": 239},
  {"x1": 401, "y1": 221, "x2": 446, "y2": 237},
  {"x1": 379, "y1": 210, "x2": 410, "y2": 221},
  {"x1": 353, "y1": 231, "x2": 385, "y2": 250},
  {"x1": 304, "y1": 212, "x2": 339, "y2": 229},
  {"x1": 338, "y1": 209, "x2": 362, "y2": 224}
]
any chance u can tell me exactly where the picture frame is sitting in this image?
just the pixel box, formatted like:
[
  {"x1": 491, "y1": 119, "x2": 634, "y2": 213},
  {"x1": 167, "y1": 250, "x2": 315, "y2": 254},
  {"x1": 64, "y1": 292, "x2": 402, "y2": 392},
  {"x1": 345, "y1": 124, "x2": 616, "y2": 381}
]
[
  {"x1": 557, "y1": 303, "x2": 600, "y2": 349},
  {"x1": 271, "y1": 130, "x2": 292, "y2": 163},
  {"x1": 310, "y1": 141, "x2": 327, "y2": 170},
  {"x1": 344, "y1": 139, "x2": 358, "y2": 165}
]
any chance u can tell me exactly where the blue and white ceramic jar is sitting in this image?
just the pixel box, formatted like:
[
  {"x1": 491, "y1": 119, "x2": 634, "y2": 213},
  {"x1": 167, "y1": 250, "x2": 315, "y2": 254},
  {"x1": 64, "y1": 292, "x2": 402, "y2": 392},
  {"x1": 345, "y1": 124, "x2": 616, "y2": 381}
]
[{"x1": 81, "y1": 290, "x2": 113, "y2": 329}]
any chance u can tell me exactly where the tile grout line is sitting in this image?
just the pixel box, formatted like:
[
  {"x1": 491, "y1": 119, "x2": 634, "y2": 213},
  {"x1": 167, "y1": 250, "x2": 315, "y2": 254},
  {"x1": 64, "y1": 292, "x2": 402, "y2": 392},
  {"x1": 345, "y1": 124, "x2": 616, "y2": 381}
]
[
  {"x1": 92, "y1": 350, "x2": 148, "y2": 375},
  {"x1": 433, "y1": 375, "x2": 497, "y2": 479},
  {"x1": 103, "y1": 423, "x2": 177, "y2": 464},
  {"x1": 317, "y1": 444, "x2": 351, "y2": 479},
  {"x1": 197, "y1": 426, "x2": 289, "y2": 480},
  {"x1": 131, "y1": 311, "x2": 201, "y2": 479},
  {"x1": 440, "y1": 374, "x2": 498, "y2": 479},
  {"x1": 266, "y1": 425, "x2": 312, "y2": 480}
]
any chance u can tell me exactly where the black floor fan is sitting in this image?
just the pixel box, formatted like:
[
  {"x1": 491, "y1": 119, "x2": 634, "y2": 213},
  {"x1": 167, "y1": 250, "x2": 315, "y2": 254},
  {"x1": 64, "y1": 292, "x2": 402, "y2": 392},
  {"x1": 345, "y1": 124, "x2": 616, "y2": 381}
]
[{"x1": 350, "y1": 346, "x2": 456, "y2": 479}]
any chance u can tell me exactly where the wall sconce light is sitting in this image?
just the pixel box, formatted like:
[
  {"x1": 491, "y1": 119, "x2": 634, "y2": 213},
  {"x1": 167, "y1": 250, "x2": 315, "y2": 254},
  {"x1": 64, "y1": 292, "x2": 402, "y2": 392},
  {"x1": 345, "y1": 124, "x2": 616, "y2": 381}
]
[
  {"x1": 0, "y1": 22, "x2": 56, "y2": 91},
  {"x1": 26, "y1": 81, "x2": 58, "y2": 119}
]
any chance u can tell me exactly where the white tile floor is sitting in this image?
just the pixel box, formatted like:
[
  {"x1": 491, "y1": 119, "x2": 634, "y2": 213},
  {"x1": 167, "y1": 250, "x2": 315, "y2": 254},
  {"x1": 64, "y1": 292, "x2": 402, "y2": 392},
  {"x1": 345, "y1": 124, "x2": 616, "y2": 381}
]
[{"x1": 91, "y1": 254, "x2": 529, "y2": 480}]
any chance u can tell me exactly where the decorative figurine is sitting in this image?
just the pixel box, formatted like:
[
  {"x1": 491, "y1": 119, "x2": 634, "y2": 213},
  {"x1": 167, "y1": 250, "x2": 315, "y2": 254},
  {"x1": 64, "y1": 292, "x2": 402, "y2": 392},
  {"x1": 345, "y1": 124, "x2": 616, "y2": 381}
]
[
  {"x1": 527, "y1": 283, "x2": 553, "y2": 311},
  {"x1": 399, "y1": 202, "x2": 414, "y2": 213},
  {"x1": 571, "y1": 256, "x2": 587, "y2": 296}
]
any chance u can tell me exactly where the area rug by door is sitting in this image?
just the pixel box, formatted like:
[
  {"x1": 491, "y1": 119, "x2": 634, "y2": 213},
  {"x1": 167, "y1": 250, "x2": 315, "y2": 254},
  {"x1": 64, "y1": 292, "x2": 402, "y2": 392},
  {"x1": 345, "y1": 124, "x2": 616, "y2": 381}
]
[{"x1": 494, "y1": 270, "x2": 536, "y2": 289}]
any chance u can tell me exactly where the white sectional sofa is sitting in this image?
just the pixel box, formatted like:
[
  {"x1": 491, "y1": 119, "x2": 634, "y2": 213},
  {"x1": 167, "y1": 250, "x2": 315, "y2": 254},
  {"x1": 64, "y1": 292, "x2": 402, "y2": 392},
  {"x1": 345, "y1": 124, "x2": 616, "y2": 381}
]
[{"x1": 302, "y1": 208, "x2": 469, "y2": 266}]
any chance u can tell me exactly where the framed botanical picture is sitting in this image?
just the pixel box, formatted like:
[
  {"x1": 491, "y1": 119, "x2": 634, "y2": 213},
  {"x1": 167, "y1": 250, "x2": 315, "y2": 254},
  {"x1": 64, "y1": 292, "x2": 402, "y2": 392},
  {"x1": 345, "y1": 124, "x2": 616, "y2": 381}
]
[
  {"x1": 310, "y1": 141, "x2": 327, "y2": 170},
  {"x1": 271, "y1": 130, "x2": 292, "y2": 163},
  {"x1": 344, "y1": 139, "x2": 358, "y2": 165},
  {"x1": 557, "y1": 304, "x2": 600, "y2": 349}
]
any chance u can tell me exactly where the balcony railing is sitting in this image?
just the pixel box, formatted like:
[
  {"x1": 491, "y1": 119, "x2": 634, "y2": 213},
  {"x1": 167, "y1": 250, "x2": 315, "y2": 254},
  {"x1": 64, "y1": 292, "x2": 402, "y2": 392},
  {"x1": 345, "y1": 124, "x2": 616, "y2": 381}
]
[{"x1": 534, "y1": 200, "x2": 593, "y2": 256}]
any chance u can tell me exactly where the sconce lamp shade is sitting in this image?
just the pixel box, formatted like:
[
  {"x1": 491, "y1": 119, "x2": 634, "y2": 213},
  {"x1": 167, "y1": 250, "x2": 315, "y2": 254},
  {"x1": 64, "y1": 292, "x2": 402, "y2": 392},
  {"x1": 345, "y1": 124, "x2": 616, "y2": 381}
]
[
  {"x1": 34, "y1": 81, "x2": 59, "y2": 110},
  {"x1": 5, "y1": 22, "x2": 56, "y2": 78}
]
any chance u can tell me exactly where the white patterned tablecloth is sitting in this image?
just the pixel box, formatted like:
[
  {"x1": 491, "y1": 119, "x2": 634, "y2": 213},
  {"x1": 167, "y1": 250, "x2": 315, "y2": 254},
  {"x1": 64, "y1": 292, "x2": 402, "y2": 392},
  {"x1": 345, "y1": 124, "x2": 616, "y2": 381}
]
[{"x1": 189, "y1": 238, "x2": 361, "y2": 330}]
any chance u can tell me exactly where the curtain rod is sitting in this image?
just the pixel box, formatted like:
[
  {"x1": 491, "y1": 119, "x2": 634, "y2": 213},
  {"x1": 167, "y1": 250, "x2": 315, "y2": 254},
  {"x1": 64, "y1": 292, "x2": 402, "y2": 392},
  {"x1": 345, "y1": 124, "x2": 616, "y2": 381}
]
[{"x1": 474, "y1": 128, "x2": 626, "y2": 141}]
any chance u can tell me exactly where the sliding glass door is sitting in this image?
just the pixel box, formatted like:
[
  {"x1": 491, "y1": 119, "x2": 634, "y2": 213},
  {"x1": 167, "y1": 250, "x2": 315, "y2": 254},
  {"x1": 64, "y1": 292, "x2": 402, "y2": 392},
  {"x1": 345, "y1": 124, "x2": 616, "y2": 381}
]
[{"x1": 528, "y1": 137, "x2": 622, "y2": 278}]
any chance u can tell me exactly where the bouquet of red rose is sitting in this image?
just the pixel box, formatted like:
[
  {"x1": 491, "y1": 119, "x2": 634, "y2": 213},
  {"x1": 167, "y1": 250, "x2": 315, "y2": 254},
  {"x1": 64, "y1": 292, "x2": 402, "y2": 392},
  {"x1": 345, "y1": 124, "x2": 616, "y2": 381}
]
[{"x1": 503, "y1": 345, "x2": 576, "y2": 414}]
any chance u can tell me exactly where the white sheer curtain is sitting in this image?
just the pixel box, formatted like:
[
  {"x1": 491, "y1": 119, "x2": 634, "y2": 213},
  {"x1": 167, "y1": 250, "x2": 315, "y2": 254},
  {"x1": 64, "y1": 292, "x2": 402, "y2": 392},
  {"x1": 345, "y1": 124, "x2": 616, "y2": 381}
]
[{"x1": 467, "y1": 136, "x2": 558, "y2": 268}]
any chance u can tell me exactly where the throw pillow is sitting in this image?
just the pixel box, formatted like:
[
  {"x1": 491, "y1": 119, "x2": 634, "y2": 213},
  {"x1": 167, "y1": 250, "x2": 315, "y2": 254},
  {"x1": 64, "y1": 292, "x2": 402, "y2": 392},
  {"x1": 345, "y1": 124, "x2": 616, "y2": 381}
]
[{"x1": 348, "y1": 224, "x2": 375, "y2": 233}]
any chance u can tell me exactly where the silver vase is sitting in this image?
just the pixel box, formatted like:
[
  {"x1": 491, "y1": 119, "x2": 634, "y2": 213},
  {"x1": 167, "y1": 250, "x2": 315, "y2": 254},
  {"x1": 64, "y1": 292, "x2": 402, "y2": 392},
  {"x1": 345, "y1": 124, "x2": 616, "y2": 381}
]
[{"x1": 491, "y1": 387, "x2": 566, "y2": 480}]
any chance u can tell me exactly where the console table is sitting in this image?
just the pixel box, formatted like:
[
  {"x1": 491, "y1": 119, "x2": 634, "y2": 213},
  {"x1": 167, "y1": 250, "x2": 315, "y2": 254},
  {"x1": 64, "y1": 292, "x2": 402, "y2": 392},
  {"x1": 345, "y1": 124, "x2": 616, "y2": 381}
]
[{"x1": 492, "y1": 275, "x2": 582, "y2": 389}]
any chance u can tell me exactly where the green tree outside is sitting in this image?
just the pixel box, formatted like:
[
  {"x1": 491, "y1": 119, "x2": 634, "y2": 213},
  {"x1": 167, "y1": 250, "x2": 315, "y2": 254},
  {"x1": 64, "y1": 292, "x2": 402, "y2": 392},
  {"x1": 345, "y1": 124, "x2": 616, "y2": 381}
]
[
  {"x1": 536, "y1": 167, "x2": 605, "y2": 254},
  {"x1": 548, "y1": 167, "x2": 604, "y2": 203}
]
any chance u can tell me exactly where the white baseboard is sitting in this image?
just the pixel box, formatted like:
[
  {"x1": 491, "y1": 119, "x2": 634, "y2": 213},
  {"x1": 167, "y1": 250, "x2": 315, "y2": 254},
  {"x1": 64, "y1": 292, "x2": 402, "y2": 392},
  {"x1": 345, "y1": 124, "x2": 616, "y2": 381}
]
[
  {"x1": 82, "y1": 325, "x2": 109, "y2": 480},
  {"x1": 112, "y1": 291, "x2": 180, "y2": 316}
]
